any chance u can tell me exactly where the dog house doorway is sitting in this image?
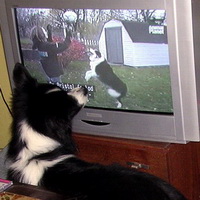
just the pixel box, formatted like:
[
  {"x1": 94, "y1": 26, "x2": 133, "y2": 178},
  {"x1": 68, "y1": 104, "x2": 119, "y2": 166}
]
[{"x1": 105, "y1": 27, "x2": 124, "y2": 64}]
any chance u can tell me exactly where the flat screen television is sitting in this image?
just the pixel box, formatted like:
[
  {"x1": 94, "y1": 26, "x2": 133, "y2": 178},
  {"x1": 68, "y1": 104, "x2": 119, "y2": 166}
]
[{"x1": 1, "y1": 0, "x2": 200, "y2": 143}]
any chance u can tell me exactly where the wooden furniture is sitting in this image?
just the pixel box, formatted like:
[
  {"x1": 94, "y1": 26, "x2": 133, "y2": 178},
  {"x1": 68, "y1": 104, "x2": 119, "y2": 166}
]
[
  {"x1": 73, "y1": 133, "x2": 200, "y2": 200},
  {"x1": 5, "y1": 183, "x2": 85, "y2": 200},
  {"x1": 5, "y1": 184, "x2": 64, "y2": 200}
]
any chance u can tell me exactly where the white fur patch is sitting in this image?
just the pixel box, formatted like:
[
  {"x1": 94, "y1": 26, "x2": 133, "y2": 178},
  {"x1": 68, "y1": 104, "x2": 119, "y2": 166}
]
[
  {"x1": 85, "y1": 49, "x2": 105, "y2": 81},
  {"x1": 107, "y1": 89, "x2": 122, "y2": 108},
  {"x1": 10, "y1": 154, "x2": 73, "y2": 185},
  {"x1": 116, "y1": 101, "x2": 122, "y2": 108},
  {"x1": 68, "y1": 87, "x2": 88, "y2": 105},
  {"x1": 85, "y1": 70, "x2": 97, "y2": 81},
  {"x1": 9, "y1": 121, "x2": 74, "y2": 185},
  {"x1": 46, "y1": 87, "x2": 61, "y2": 94},
  {"x1": 108, "y1": 88, "x2": 121, "y2": 98},
  {"x1": 20, "y1": 121, "x2": 60, "y2": 154},
  {"x1": 89, "y1": 48, "x2": 105, "y2": 70}
]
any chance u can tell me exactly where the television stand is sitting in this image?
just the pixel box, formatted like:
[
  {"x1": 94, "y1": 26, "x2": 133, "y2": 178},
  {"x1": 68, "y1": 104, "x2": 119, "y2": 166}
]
[{"x1": 73, "y1": 133, "x2": 200, "y2": 200}]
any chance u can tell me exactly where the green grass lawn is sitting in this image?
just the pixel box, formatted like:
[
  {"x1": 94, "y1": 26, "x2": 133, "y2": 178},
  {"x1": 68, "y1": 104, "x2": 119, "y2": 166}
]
[{"x1": 25, "y1": 60, "x2": 173, "y2": 113}]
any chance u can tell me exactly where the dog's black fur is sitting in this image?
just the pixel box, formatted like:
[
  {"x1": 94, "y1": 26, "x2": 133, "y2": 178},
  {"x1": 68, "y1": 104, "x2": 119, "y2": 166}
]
[{"x1": 7, "y1": 63, "x2": 186, "y2": 200}]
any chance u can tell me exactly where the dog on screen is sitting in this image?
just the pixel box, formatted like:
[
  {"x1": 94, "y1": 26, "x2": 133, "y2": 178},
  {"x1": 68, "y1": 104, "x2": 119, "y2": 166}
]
[{"x1": 85, "y1": 48, "x2": 127, "y2": 108}]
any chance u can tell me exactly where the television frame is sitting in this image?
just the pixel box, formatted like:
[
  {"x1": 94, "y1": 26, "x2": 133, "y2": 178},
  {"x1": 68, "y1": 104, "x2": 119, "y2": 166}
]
[{"x1": 1, "y1": 0, "x2": 200, "y2": 143}]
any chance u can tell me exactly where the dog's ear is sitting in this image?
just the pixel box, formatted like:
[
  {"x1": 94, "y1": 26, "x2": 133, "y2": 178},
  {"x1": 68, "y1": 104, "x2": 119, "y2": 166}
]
[
  {"x1": 13, "y1": 63, "x2": 37, "y2": 88},
  {"x1": 95, "y1": 50, "x2": 101, "y2": 58}
]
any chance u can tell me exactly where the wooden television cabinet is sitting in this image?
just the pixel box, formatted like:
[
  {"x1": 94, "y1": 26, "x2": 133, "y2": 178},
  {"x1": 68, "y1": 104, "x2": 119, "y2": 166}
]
[{"x1": 73, "y1": 133, "x2": 200, "y2": 200}]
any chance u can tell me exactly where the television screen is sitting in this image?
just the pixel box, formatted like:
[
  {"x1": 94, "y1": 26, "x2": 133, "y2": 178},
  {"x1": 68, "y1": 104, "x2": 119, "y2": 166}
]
[{"x1": 16, "y1": 8, "x2": 173, "y2": 113}]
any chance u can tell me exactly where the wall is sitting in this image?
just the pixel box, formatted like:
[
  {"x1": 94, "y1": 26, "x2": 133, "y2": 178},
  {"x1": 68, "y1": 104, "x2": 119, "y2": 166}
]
[{"x1": 0, "y1": 31, "x2": 12, "y2": 148}]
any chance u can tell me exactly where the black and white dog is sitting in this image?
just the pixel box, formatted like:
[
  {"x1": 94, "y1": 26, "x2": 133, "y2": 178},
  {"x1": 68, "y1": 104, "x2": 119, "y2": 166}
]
[
  {"x1": 7, "y1": 63, "x2": 186, "y2": 200},
  {"x1": 85, "y1": 48, "x2": 127, "y2": 108}
]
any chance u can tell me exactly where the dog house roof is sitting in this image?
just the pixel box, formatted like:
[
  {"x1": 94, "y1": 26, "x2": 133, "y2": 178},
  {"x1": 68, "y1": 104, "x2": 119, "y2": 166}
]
[{"x1": 121, "y1": 20, "x2": 168, "y2": 44}]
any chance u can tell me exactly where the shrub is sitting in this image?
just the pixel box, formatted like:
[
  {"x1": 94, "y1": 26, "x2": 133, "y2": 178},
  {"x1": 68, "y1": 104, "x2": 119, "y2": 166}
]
[{"x1": 53, "y1": 36, "x2": 87, "y2": 68}]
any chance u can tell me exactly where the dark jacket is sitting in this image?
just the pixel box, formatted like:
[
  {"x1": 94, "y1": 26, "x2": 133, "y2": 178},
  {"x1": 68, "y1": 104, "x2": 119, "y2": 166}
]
[{"x1": 32, "y1": 33, "x2": 71, "y2": 78}]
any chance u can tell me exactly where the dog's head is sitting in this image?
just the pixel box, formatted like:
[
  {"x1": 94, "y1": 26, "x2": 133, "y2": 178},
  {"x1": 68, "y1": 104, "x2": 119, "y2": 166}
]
[
  {"x1": 88, "y1": 48, "x2": 102, "y2": 61},
  {"x1": 12, "y1": 63, "x2": 88, "y2": 135}
]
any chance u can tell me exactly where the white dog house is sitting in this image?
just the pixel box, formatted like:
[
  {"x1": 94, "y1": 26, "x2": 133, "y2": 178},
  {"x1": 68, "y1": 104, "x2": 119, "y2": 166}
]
[{"x1": 99, "y1": 19, "x2": 169, "y2": 67}]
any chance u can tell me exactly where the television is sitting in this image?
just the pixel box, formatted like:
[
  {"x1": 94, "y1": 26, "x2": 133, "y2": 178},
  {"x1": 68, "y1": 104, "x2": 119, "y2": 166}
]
[{"x1": 1, "y1": 0, "x2": 200, "y2": 143}]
